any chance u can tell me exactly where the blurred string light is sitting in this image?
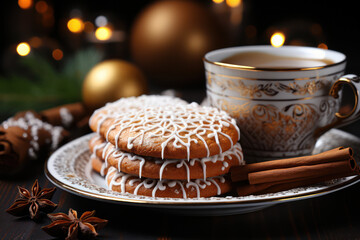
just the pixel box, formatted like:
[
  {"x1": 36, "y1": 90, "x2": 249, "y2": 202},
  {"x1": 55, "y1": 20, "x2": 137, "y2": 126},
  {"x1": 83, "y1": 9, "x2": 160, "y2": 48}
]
[
  {"x1": 95, "y1": 26, "x2": 113, "y2": 41},
  {"x1": 226, "y1": 0, "x2": 241, "y2": 8},
  {"x1": 52, "y1": 49, "x2": 63, "y2": 60},
  {"x1": 95, "y1": 16, "x2": 108, "y2": 27},
  {"x1": 35, "y1": 0, "x2": 48, "y2": 14},
  {"x1": 16, "y1": 42, "x2": 31, "y2": 56},
  {"x1": 318, "y1": 43, "x2": 328, "y2": 49},
  {"x1": 67, "y1": 18, "x2": 84, "y2": 33},
  {"x1": 211, "y1": 0, "x2": 242, "y2": 7},
  {"x1": 270, "y1": 32, "x2": 285, "y2": 47},
  {"x1": 29, "y1": 36, "x2": 42, "y2": 48},
  {"x1": 18, "y1": 0, "x2": 32, "y2": 9},
  {"x1": 83, "y1": 21, "x2": 95, "y2": 33}
]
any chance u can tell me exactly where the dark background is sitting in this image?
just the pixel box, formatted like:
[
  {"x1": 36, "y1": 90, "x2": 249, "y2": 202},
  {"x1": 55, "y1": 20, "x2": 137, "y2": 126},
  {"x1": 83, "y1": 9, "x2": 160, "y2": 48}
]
[{"x1": 1, "y1": 0, "x2": 360, "y2": 73}]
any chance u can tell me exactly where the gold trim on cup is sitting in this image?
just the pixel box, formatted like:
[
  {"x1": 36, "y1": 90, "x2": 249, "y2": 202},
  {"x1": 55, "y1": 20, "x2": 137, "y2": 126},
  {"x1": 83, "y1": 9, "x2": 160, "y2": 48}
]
[
  {"x1": 203, "y1": 45, "x2": 346, "y2": 72},
  {"x1": 203, "y1": 56, "x2": 346, "y2": 72},
  {"x1": 206, "y1": 69, "x2": 346, "y2": 81}
]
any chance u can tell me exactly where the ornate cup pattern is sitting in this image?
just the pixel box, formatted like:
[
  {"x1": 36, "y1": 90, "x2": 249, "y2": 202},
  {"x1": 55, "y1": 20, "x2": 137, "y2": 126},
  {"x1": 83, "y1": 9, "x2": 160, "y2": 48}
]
[
  {"x1": 204, "y1": 46, "x2": 360, "y2": 158},
  {"x1": 206, "y1": 73, "x2": 341, "y2": 157}
]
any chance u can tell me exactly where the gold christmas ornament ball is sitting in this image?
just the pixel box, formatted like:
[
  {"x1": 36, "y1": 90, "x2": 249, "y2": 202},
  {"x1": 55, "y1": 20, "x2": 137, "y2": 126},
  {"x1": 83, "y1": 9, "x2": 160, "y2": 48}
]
[
  {"x1": 82, "y1": 60, "x2": 147, "y2": 110},
  {"x1": 130, "y1": 0, "x2": 225, "y2": 87}
]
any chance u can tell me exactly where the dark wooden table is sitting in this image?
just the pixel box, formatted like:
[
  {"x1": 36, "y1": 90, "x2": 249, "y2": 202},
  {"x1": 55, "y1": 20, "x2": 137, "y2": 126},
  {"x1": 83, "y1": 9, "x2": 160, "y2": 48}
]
[
  {"x1": 1, "y1": 89, "x2": 360, "y2": 240},
  {"x1": 1, "y1": 159, "x2": 360, "y2": 240}
]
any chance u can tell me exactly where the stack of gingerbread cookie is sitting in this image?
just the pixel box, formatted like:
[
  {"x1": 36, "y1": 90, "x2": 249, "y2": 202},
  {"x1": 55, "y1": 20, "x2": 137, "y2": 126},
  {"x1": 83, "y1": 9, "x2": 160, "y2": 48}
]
[{"x1": 88, "y1": 95, "x2": 244, "y2": 199}]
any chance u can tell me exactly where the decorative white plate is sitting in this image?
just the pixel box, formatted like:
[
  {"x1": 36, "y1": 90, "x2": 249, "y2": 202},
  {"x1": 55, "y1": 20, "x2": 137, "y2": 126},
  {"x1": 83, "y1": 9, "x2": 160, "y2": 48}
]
[{"x1": 45, "y1": 129, "x2": 360, "y2": 216}]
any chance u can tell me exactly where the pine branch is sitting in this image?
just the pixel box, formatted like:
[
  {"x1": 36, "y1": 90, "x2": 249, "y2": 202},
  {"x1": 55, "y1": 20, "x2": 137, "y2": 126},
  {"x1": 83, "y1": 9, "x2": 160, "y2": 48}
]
[{"x1": 0, "y1": 48, "x2": 103, "y2": 115}]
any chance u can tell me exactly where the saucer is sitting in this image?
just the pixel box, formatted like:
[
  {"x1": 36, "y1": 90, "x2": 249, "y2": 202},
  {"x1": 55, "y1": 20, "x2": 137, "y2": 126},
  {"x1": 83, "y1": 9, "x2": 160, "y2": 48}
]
[{"x1": 45, "y1": 129, "x2": 360, "y2": 216}]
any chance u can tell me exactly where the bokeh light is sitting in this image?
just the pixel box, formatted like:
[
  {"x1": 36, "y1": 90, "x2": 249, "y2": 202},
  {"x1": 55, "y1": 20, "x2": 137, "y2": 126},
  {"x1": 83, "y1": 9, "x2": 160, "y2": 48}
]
[
  {"x1": 29, "y1": 36, "x2": 42, "y2": 48},
  {"x1": 270, "y1": 32, "x2": 285, "y2": 48},
  {"x1": 95, "y1": 16, "x2": 108, "y2": 27},
  {"x1": 52, "y1": 49, "x2": 64, "y2": 61},
  {"x1": 212, "y1": 0, "x2": 224, "y2": 3},
  {"x1": 83, "y1": 21, "x2": 95, "y2": 33},
  {"x1": 318, "y1": 43, "x2": 328, "y2": 49},
  {"x1": 16, "y1": 42, "x2": 31, "y2": 56},
  {"x1": 67, "y1": 18, "x2": 84, "y2": 33},
  {"x1": 226, "y1": 0, "x2": 241, "y2": 8},
  {"x1": 95, "y1": 27, "x2": 112, "y2": 41},
  {"x1": 18, "y1": 0, "x2": 32, "y2": 9},
  {"x1": 35, "y1": 0, "x2": 48, "y2": 14}
]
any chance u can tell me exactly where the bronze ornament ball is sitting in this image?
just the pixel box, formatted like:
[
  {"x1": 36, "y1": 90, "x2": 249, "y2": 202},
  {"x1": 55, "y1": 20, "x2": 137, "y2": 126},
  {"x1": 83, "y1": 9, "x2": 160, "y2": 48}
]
[
  {"x1": 130, "y1": 0, "x2": 225, "y2": 87},
  {"x1": 82, "y1": 60, "x2": 148, "y2": 110}
]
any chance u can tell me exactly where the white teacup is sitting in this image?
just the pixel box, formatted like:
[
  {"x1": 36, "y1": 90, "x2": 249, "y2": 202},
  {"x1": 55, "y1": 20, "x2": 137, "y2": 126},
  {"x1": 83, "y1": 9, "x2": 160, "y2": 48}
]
[{"x1": 204, "y1": 46, "x2": 360, "y2": 158}]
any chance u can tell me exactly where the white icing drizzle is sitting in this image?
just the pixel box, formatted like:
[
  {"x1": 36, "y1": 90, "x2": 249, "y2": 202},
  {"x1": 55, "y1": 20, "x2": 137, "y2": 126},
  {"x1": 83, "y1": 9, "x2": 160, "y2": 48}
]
[
  {"x1": 104, "y1": 146, "x2": 116, "y2": 168},
  {"x1": 91, "y1": 99, "x2": 240, "y2": 160},
  {"x1": 91, "y1": 137, "x2": 244, "y2": 181},
  {"x1": 91, "y1": 152, "x2": 107, "y2": 176},
  {"x1": 128, "y1": 178, "x2": 141, "y2": 187},
  {"x1": 105, "y1": 166, "x2": 117, "y2": 184},
  {"x1": 112, "y1": 172, "x2": 132, "y2": 193},
  {"x1": 112, "y1": 151, "x2": 146, "y2": 178},
  {"x1": 100, "y1": 163, "x2": 106, "y2": 176},
  {"x1": 89, "y1": 95, "x2": 188, "y2": 134},
  {"x1": 105, "y1": 166, "x2": 227, "y2": 199},
  {"x1": 133, "y1": 181, "x2": 145, "y2": 195},
  {"x1": 93, "y1": 140, "x2": 146, "y2": 178},
  {"x1": 175, "y1": 161, "x2": 190, "y2": 182},
  {"x1": 208, "y1": 178, "x2": 221, "y2": 195},
  {"x1": 59, "y1": 107, "x2": 73, "y2": 127},
  {"x1": 89, "y1": 134, "x2": 100, "y2": 145},
  {"x1": 101, "y1": 142, "x2": 112, "y2": 160},
  {"x1": 185, "y1": 182, "x2": 200, "y2": 198},
  {"x1": 152, "y1": 181, "x2": 167, "y2": 197},
  {"x1": 90, "y1": 135, "x2": 107, "y2": 156},
  {"x1": 177, "y1": 182, "x2": 187, "y2": 199},
  {"x1": 1, "y1": 112, "x2": 64, "y2": 158}
]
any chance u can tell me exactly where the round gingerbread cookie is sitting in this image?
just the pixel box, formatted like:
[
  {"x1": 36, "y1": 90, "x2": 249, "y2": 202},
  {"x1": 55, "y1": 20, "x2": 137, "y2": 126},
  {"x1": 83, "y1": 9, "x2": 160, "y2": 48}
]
[
  {"x1": 89, "y1": 97, "x2": 240, "y2": 160},
  {"x1": 89, "y1": 135, "x2": 244, "y2": 181},
  {"x1": 105, "y1": 166, "x2": 232, "y2": 199}
]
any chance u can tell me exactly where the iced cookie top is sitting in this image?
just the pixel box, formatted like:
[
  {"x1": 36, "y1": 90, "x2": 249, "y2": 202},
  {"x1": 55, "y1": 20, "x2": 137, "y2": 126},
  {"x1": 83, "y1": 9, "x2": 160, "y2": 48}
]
[
  {"x1": 89, "y1": 95, "x2": 240, "y2": 160},
  {"x1": 89, "y1": 95, "x2": 188, "y2": 118}
]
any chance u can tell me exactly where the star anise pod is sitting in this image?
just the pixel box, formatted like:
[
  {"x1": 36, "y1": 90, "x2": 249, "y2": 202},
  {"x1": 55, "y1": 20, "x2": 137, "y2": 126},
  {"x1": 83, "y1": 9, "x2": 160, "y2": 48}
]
[
  {"x1": 6, "y1": 179, "x2": 57, "y2": 220},
  {"x1": 42, "y1": 208, "x2": 108, "y2": 240}
]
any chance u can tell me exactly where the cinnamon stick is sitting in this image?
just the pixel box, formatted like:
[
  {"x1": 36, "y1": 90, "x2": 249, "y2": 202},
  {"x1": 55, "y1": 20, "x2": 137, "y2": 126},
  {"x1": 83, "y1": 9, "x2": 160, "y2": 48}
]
[
  {"x1": 40, "y1": 102, "x2": 89, "y2": 129},
  {"x1": 248, "y1": 159, "x2": 356, "y2": 185},
  {"x1": 230, "y1": 147, "x2": 360, "y2": 196},
  {"x1": 231, "y1": 147, "x2": 352, "y2": 182},
  {"x1": 0, "y1": 126, "x2": 31, "y2": 174},
  {"x1": 236, "y1": 170, "x2": 358, "y2": 196}
]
